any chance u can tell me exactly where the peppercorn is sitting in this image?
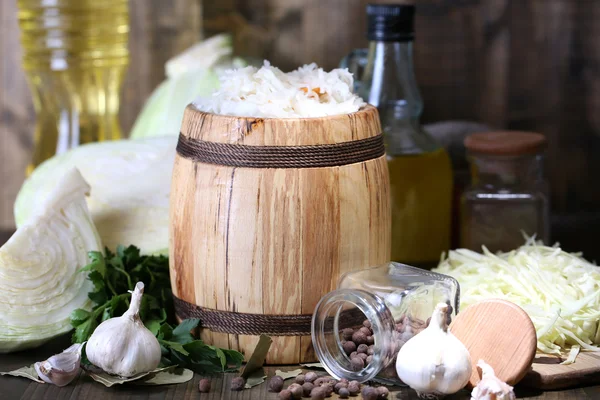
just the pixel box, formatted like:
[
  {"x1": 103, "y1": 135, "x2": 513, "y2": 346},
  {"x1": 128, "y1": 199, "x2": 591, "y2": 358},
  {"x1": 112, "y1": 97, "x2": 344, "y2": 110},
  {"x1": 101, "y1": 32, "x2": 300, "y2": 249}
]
[
  {"x1": 377, "y1": 386, "x2": 390, "y2": 398},
  {"x1": 295, "y1": 374, "x2": 305, "y2": 385},
  {"x1": 302, "y1": 382, "x2": 315, "y2": 397},
  {"x1": 362, "y1": 386, "x2": 379, "y2": 400},
  {"x1": 278, "y1": 389, "x2": 293, "y2": 400},
  {"x1": 310, "y1": 387, "x2": 326, "y2": 400},
  {"x1": 352, "y1": 331, "x2": 367, "y2": 345},
  {"x1": 338, "y1": 387, "x2": 350, "y2": 399},
  {"x1": 367, "y1": 345, "x2": 374, "y2": 355},
  {"x1": 343, "y1": 340, "x2": 357, "y2": 355},
  {"x1": 357, "y1": 344, "x2": 369, "y2": 354},
  {"x1": 230, "y1": 377, "x2": 245, "y2": 391},
  {"x1": 334, "y1": 381, "x2": 348, "y2": 393},
  {"x1": 363, "y1": 320, "x2": 372, "y2": 329},
  {"x1": 198, "y1": 378, "x2": 211, "y2": 393},
  {"x1": 267, "y1": 375, "x2": 284, "y2": 392},
  {"x1": 305, "y1": 371, "x2": 318, "y2": 383},
  {"x1": 360, "y1": 326, "x2": 372, "y2": 336},
  {"x1": 322, "y1": 383, "x2": 334, "y2": 397},
  {"x1": 342, "y1": 327, "x2": 354, "y2": 341},
  {"x1": 288, "y1": 383, "x2": 303, "y2": 399},
  {"x1": 350, "y1": 356, "x2": 364, "y2": 371},
  {"x1": 347, "y1": 382, "x2": 360, "y2": 396},
  {"x1": 366, "y1": 335, "x2": 375, "y2": 345}
]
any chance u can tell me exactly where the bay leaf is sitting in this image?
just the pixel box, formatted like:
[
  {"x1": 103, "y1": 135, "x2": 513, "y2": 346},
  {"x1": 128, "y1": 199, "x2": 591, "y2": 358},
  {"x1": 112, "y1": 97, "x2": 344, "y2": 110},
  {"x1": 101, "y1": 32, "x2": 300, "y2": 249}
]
[
  {"x1": 244, "y1": 368, "x2": 267, "y2": 389},
  {"x1": 240, "y1": 334, "x2": 272, "y2": 380},
  {"x1": 300, "y1": 362, "x2": 324, "y2": 369},
  {"x1": 83, "y1": 365, "x2": 172, "y2": 387},
  {"x1": 0, "y1": 365, "x2": 44, "y2": 383},
  {"x1": 275, "y1": 369, "x2": 303, "y2": 380},
  {"x1": 134, "y1": 367, "x2": 193, "y2": 385}
]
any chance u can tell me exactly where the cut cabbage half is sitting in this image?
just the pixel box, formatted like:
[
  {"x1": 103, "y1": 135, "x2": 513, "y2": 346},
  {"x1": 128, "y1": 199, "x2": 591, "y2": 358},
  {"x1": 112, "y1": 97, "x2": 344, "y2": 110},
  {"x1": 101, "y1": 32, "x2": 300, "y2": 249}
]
[
  {"x1": 14, "y1": 136, "x2": 176, "y2": 255},
  {"x1": 0, "y1": 169, "x2": 102, "y2": 353}
]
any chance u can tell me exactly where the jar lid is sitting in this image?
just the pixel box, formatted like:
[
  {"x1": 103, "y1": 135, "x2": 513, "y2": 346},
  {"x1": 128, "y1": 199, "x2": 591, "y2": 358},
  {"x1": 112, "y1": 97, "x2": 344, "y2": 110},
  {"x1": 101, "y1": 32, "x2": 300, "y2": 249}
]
[
  {"x1": 464, "y1": 131, "x2": 547, "y2": 156},
  {"x1": 449, "y1": 299, "x2": 537, "y2": 387}
]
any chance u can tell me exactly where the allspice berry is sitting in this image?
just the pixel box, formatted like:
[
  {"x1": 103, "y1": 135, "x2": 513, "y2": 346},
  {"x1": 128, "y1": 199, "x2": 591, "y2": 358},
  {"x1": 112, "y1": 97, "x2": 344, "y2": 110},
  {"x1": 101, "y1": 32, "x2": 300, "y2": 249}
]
[
  {"x1": 360, "y1": 326, "x2": 372, "y2": 336},
  {"x1": 230, "y1": 377, "x2": 245, "y2": 391},
  {"x1": 269, "y1": 375, "x2": 284, "y2": 392},
  {"x1": 302, "y1": 382, "x2": 315, "y2": 397},
  {"x1": 334, "y1": 381, "x2": 348, "y2": 393},
  {"x1": 288, "y1": 383, "x2": 303, "y2": 399},
  {"x1": 295, "y1": 374, "x2": 305, "y2": 385},
  {"x1": 367, "y1": 335, "x2": 375, "y2": 345},
  {"x1": 357, "y1": 344, "x2": 369, "y2": 354},
  {"x1": 343, "y1": 340, "x2": 357, "y2": 355},
  {"x1": 350, "y1": 356, "x2": 364, "y2": 371},
  {"x1": 352, "y1": 331, "x2": 368, "y2": 345},
  {"x1": 322, "y1": 383, "x2": 334, "y2": 396},
  {"x1": 366, "y1": 355, "x2": 373, "y2": 364},
  {"x1": 198, "y1": 378, "x2": 211, "y2": 393},
  {"x1": 305, "y1": 371, "x2": 318, "y2": 383},
  {"x1": 342, "y1": 327, "x2": 354, "y2": 341},
  {"x1": 310, "y1": 387, "x2": 327, "y2": 400},
  {"x1": 377, "y1": 386, "x2": 390, "y2": 398},
  {"x1": 278, "y1": 389, "x2": 293, "y2": 400},
  {"x1": 362, "y1": 386, "x2": 379, "y2": 400},
  {"x1": 347, "y1": 382, "x2": 360, "y2": 396},
  {"x1": 367, "y1": 345, "x2": 375, "y2": 355},
  {"x1": 338, "y1": 387, "x2": 350, "y2": 399},
  {"x1": 363, "y1": 320, "x2": 372, "y2": 329},
  {"x1": 313, "y1": 377, "x2": 326, "y2": 386}
]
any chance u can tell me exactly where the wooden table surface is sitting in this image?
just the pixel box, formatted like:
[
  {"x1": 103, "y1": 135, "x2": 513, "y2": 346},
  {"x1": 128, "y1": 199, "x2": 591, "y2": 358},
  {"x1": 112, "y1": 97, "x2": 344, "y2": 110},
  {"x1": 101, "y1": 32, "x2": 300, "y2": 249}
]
[{"x1": 1, "y1": 230, "x2": 599, "y2": 400}]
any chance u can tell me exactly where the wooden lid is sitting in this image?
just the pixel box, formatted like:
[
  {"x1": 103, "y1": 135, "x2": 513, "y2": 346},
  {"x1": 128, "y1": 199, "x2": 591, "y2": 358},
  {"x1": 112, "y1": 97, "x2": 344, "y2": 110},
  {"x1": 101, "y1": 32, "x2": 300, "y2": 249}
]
[
  {"x1": 449, "y1": 299, "x2": 537, "y2": 387},
  {"x1": 464, "y1": 131, "x2": 547, "y2": 155}
]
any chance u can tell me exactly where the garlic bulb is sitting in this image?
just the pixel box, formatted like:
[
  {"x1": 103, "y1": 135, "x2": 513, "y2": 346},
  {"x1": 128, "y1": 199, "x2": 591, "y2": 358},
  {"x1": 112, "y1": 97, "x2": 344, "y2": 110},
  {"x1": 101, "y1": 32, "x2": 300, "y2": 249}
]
[
  {"x1": 471, "y1": 360, "x2": 516, "y2": 400},
  {"x1": 395, "y1": 303, "x2": 472, "y2": 398},
  {"x1": 86, "y1": 282, "x2": 161, "y2": 377},
  {"x1": 34, "y1": 343, "x2": 83, "y2": 386}
]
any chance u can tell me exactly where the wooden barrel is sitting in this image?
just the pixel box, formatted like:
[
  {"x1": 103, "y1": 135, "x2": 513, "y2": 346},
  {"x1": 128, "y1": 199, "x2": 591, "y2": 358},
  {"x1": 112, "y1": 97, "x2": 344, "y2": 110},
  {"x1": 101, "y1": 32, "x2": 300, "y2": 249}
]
[{"x1": 169, "y1": 104, "x2": 391, "y2": 364}]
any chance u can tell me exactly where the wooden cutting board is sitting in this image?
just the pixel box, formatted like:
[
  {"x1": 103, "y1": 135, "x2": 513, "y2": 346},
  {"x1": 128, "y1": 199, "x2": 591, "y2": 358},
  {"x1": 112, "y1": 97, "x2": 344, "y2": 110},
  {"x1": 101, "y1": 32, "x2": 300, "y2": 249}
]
[{"x1": 521, "y1": 351, "x2": 600, "y2": 390}]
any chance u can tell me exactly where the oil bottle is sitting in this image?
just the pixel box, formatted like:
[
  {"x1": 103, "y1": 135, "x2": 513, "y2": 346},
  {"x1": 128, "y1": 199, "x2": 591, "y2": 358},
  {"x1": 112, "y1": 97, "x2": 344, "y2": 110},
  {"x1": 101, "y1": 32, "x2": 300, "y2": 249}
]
[
  {"x1": 17, "y1": 0, "x2": 129, "y2": 174},
  {"x1": 357, "y1": 4, "x2": 453, "y2": 267}
]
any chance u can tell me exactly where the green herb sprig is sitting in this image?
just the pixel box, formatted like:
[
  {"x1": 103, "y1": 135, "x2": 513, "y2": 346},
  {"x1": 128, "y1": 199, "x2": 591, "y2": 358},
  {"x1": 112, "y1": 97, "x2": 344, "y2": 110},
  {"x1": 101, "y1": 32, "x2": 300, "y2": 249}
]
[{"x1": 70, "y1": 245, "x2": 243, "y2": 375}]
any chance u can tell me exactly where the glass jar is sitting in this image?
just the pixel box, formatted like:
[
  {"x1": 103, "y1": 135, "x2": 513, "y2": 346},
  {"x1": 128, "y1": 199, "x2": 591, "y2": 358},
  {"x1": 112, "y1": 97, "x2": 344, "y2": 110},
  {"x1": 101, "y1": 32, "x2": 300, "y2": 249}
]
[
  {"x1": 311, "y1": 263, "x2": 459, "y2": 384},
  {"x1": 460, "y1": 131, "x2": 550, "y2": 252}
]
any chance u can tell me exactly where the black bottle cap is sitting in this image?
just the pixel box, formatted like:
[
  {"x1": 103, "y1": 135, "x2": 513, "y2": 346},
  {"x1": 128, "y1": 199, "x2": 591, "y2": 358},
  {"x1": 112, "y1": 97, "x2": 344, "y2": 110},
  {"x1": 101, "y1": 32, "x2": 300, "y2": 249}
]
[{"x1": 367, "y1": 3, "x2": 415, "y2": 42}]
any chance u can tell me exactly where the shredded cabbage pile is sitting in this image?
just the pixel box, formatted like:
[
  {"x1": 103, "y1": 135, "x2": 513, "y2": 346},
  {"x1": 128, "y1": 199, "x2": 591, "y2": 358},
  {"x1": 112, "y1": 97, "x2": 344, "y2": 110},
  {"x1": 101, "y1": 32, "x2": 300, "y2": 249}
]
[
  {"x1": 193, "y1": 61, "x2": 366, "y2": 118},
  {"x1": 434, "y1": 238, "x2": 600, "y2": 355}
]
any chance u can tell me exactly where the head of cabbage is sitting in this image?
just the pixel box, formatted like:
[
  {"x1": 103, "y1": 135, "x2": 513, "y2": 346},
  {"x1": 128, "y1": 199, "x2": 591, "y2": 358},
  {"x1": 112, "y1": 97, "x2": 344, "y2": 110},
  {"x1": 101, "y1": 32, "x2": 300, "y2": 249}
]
[{"x1": 15, "y1": 136, "x2": 176, "y2": 255}]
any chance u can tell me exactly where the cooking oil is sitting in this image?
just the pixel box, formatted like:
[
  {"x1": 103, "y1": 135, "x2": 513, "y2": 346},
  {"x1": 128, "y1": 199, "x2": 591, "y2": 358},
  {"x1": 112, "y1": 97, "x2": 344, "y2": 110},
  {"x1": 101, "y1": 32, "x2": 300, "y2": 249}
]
[
  {"x1": 17, "y1": 0, "x2": 129, "y2": 174},
  {"x1": 388, "y1": 148, "x2": 453, "y2": 266}
]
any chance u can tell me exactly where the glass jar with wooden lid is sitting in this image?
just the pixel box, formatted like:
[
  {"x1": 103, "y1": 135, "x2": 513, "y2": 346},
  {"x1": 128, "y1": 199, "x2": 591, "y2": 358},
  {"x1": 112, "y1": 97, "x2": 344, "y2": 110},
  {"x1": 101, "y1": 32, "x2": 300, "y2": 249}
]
[{"x1": 460, "y1": 131, "x2": 550, "y2": 252}]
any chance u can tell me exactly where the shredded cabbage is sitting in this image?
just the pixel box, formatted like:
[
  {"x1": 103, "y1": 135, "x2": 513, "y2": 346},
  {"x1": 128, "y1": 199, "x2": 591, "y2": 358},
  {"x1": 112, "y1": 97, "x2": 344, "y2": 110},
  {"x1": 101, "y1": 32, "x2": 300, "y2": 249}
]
[
  {"x1": 14, "y1": 137, "x2": 176, "y2": 255},
  {"x1": 433, "y1": 238, "x2": 600, "y2": 355},
  {"x1": 0, "y1": 169, "x2": 102, "y2": 352},
  {"x1": 193, "y1": 61, "x2": 366, "y2": 118}
]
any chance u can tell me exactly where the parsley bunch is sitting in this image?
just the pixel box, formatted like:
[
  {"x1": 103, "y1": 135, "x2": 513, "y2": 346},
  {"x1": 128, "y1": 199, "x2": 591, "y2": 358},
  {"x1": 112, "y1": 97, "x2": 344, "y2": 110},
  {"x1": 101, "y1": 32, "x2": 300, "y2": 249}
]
[{"x1": 70, "y1": 245, "x2": 243, "y2": 374}]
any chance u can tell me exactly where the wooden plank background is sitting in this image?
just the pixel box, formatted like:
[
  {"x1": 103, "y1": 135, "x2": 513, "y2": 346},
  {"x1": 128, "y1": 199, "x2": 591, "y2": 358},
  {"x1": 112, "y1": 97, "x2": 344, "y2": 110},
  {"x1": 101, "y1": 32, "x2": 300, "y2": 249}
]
[{"x1": 1, "y1": 0, "x2": 600, "y2": 232}]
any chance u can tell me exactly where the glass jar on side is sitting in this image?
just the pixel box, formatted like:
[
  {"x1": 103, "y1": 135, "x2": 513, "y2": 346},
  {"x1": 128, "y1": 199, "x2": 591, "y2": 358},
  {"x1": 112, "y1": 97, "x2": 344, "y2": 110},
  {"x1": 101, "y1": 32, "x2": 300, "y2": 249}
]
[
  {"x1": 460, "y1": 131, "x2": 550, "y2": 252},
  {"x1": 311, "y1": 263, "x2": 459, "y2": 385}
]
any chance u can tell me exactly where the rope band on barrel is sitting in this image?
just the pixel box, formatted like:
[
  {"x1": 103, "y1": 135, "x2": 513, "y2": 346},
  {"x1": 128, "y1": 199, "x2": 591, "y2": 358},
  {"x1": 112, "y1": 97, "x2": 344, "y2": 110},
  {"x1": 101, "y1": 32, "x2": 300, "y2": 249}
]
[
  {"x1": 174, "y1": 295, "x2": 366, "y2": 336},
  {"x1": 176, "y1": 133, "x2": 385, "y2": 168}
]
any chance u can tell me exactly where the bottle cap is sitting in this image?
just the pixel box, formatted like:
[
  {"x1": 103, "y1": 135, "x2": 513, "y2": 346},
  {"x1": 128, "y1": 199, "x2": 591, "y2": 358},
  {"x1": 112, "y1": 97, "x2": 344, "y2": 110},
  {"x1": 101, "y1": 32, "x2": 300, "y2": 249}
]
[
  {"x1": 449, "y1": 299, "x2": 537, "y2": 387},
  {"x1": 464, "y1": 131, "x2": 547, "y2": 156},
  {"x1": 367, "y1": 4, "x2": 415, "y2": 42}
]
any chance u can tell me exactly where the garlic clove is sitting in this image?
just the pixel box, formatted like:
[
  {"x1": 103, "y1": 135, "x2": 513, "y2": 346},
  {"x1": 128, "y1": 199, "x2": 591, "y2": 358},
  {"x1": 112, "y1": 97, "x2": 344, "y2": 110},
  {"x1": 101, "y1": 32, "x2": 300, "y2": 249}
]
[
  {"x1": 34, "y1": 343, "x2": 83, "y2": 387},
  {"x1": 470, "y1": 360, "x2": 516, "y2": 400}
]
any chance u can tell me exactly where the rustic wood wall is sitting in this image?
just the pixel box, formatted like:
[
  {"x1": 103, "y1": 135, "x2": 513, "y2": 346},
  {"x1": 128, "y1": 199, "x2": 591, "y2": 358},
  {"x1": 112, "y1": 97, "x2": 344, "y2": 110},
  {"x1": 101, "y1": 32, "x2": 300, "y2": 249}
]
[{"x1": 1, "y1": 0, "x2": 599, "y2": 231}]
